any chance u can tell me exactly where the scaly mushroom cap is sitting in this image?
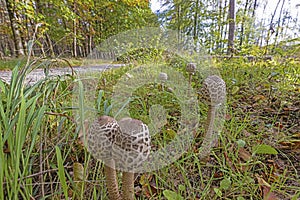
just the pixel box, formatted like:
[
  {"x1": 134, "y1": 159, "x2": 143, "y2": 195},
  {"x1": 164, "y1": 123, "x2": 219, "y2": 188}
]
[
  {"x1": 201, "y1": 75, "x2": 226, "y2": 106},
  {"x1": 114, "y1": 117, "x2": 151, "y2": 172},
  {"x1": 159, "y1": 72, "x2": 168, "y2": 82},
  {"x1": 87, "y1": 116, "x2": 121, "y2": 163},
  {"x1": 186, "y1": 63, "x2": 197, "y2": 74}
]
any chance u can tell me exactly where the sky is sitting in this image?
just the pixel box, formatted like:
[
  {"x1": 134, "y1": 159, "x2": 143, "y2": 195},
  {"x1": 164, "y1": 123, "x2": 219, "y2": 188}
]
[
  {"x1": 150, "y1": 0, "x2": 300, "y2": 40},
  {"x1": 150, "y1": 0, "x2": 300, "y2": 19}
]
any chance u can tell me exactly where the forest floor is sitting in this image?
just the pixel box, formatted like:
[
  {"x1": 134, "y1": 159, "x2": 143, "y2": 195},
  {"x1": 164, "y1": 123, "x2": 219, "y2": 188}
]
[{"x1": 0, "y1": 57, "x2": 299, "y2": 199}]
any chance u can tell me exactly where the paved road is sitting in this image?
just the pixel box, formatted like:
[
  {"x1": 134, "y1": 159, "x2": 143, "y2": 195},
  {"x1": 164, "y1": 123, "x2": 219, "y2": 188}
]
[{"x1": 0, "y1": 64, "x2": 125, "y2": 85}]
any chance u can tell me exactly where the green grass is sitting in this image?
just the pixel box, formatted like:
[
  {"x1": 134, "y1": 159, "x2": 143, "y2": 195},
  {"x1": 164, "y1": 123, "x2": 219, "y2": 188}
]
[
  {"x1": 0, "y1": 57, "x2": 84, "y2": 70},
  {"x1": 0, "y1": 56, "x2": 299, "y2": 199},
  {"x1": 0, "y1": 57, "x2": 125, "y2": 70},
  {"x1": 0, "y1": 58, "x2": 27, "y2": 70}
]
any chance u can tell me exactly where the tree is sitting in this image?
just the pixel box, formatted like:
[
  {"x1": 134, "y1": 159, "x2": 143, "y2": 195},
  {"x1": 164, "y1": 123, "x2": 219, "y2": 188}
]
[
  {"x1": 227, "y1": 0, "x2": 235, "y2": 54},
  {"x1": 5, "y1": 0, "x2": 25, "y2": 57}
]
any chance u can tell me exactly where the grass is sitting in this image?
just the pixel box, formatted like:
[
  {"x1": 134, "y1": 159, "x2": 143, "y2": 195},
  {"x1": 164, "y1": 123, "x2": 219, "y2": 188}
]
[
  {"x1": 0, "y1": 56, "x2": 299, "y2": 199},
  {"x1": 0, "y1": 57, "x2": 123, "y2": 71},
  {"x1": 0, "y1": 57, "x2": 83, "y2": 70}
]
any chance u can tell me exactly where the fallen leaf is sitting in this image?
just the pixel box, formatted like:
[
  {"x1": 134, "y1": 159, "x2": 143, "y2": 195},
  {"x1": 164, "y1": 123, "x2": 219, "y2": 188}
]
[
  {"x1": 3, "y1": 141, "x2": 10, "y2": 153},
  {"x1": 262, "y1": 185, "x2": 279, "y2": 200},
  {"x1": 242, "y1": 129, "x2": 251, "y2": 137},
  {"x1": 253, "y1": 95, "x2": 266, "y2": 102},
  {"x1": 225, "y1": 114, "x2": 232, "y2": 121},
  {"x1": 274, "y1": 122, "x2": 283, "y2": 130},
  {"x1": 139, "y1": 174, "x2": 162, "y2": 198},
  {"x1": 292, "y1": 133, "x2": 300, "y2": 138},
  {"x1": 73, "y1": 162, "x2": 84, "y2": 196},
  {"x1": 232, "y1": 86, "x2": 240, "y2": 95},
  {"x1": 238, "y1": 148, "x2": 252, "y2": 162},
  {"x1": 256, "y1": 175, "x2": 279, "y2": 200},
  {"x1": 283, "y1": 106, "x2": 299, "y2": 112}
]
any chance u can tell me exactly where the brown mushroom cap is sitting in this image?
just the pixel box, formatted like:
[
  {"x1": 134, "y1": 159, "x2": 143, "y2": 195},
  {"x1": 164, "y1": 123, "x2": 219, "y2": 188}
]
[
  {"x1": 201, "y1": 75, "x2": 226, "y2": 106},
  {"x1": 186, "y1": 63, "x2": 197, "y2": 74},
  {"x1": 114, "y1": 117, "x2": 151, "y2": 172},
  {"x1": 86, "y1": 116, "x2": 121, "y2": 165}
]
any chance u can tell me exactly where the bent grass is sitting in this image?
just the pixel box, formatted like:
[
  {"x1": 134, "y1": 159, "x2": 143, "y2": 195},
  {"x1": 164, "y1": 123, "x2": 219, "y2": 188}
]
[{"x1": 0, "y1": 56, "x2": 299, "y2": 199}]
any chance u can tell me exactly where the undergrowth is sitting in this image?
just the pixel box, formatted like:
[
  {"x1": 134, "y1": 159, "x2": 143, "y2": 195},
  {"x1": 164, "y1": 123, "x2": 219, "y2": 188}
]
[{"x1": 0, "y1": 56, "x2": 299, "y2": 200}]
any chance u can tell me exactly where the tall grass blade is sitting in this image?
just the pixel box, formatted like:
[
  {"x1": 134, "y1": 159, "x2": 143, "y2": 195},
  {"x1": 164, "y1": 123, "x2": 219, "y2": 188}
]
[{"x1": 55, "y1": 146, "x2": 69, "y2": 199}]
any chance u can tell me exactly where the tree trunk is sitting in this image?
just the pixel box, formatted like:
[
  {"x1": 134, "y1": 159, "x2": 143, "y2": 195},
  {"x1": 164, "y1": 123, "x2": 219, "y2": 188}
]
[
  {"x1": 5, "y1": 0, "x2": 25, "y2": 57},
  {"x1": 247, "y1": 0, "x2": 258, "y2": 45},
  {"x1": 264, "y1": 0, "x2": 281, "y2": 54},
  {"x1": 73, "y1": 2, "x2": 77, "y2": 57},
  {"x1": 88, "y1": 35, "x2": 93, "y2": 55},
  {"x1": 217, "y1": 0, "x2": 223, "y2": 51},
  {"x1": 193, "y1": 0, "x2": 199, "y2": 51},
  {"x1": 239, "y1": 0, "x2": 249, "y2": 47},
  {"x1": 227, "y1": 0, "x2": 235, "y2": 55},
  {"x1": 273, "y1": 0, "x2": 286, "y2": 48},
  {"x1": 222, "y1": 0, "x2": 228, "y2": 51}
]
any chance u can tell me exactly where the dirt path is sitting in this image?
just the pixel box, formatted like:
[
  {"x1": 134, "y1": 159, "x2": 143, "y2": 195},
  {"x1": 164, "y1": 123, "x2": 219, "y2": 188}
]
[{"x1": 0, "y1": 64, "x2": 125, "y2": 85}]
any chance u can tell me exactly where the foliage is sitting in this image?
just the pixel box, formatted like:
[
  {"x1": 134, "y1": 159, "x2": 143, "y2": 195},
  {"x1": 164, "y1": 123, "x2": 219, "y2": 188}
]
[
  {"x1": 0, "y1": 0, "x2": 159, "y2": 57},
  {"x1": 159, "y1": 0, "x2": 299, "y2": 55},
  {"x1": 1, "y1": 56, "x2": 299, "y2": 199}
]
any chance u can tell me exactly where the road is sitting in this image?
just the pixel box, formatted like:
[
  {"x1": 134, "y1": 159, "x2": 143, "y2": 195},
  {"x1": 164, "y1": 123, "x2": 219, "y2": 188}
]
[{"x1": 0, "y1": 64, "x2": 125, "y2": 85}]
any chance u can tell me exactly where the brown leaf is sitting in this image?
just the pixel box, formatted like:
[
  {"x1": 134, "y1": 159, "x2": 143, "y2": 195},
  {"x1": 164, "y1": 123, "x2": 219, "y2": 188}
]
[
  {"x1": 274, "y1": 122, "x2": 283, "y2": 130},
  {"x1": 279, "y1": 140, "x2": 300, "y2": 150},
  {"x1": 283, "y1": 106, "x2": 299, "y2": 112},
  {"x1": 292, "y1": 133, "x2": 300, "y2": 138},
  {"x1": 263, "y1": 107, "x2": 276, "y2": 112},
  {"x1": 225, "y1": 114, "x2": 232, "y2": 121},
  {"x1": 3, "y1": 141, "x2": 10, "y2": 153},
  {"x1": 242, "y1": 129, "x2": 251, "y2": 137},
  {"x1": 262, "y1": 185, "x2": 279, "y2": 200},
  {"x1": 224, "y1": 151, "x2": 236, "y2": 172},
  {"x1": 238, "y1": 148, "x2": 252, "y2": 162},
  {"x1": 139, "y1": 174, "x2": 162, "y2": 198},
  {"x1": 253, "y1": 95, "x2": 266, "y2": 102},
  {"x1": 256, "y1": 175, "x2": 279, "y2": 200}
]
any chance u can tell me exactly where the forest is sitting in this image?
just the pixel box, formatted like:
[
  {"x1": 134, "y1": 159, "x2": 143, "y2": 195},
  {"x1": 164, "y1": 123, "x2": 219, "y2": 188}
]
[
  {"x1": 0, "y1": 0, "x2": 299, "y2": 200},
  {"x1": 0, "y1": 0, "x2": 299, "y2": 58}
]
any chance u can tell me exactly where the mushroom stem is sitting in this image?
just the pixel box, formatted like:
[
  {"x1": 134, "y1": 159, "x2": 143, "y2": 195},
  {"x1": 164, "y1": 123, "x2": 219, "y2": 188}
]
[
  {"x1": 121, "y1": 172, "x2": 134, "y2": 200},
  {"x1": 198, "y1": 75, "x2": 226, "y2": 160},
  {"x1": 197, "y1": 106, "x2": 218, "y2": 160},
  {"x1": 188, "y1": 73, "x2": 192, "y2": 85},
  {"x1": 104, "y1": 160, "x2": 122, "y2": 200}
]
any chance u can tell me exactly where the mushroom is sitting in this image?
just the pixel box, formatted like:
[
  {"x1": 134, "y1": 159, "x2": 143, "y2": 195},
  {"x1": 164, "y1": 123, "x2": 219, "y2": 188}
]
[
  {"x1": 159, "y1": 72, "x2": 168, "y2": 91},
  {"x1": 199, "y1": 75, "x2": 226, "y2": 159},
  {"x1": 86, "y1": 116, "x2": 122, "y2": 200},
  {"x1": 85, "y1": 116, "x2": 150, "y2": 200},
  {"x1": 116, "y1": 117, "x2": 151, "y2": 200},
  {"x1": 186, "y1": 63, "x2": 197, "y2": 85}
]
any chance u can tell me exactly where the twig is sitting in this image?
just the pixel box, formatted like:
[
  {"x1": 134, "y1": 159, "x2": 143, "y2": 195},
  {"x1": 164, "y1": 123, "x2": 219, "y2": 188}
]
[
  {"x1": 44, "y1": 111, "x2": 76, "y2": 123},
  {"x1": 2, "y1": 165, "x2": 73, "y2": 184}
]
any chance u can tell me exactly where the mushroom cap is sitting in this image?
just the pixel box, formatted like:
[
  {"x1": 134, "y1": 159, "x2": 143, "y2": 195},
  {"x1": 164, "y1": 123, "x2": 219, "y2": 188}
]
[
  {"x1": 114, "y1": 118, "x2": 151, "y2": 172},
  {"x1": 159, "y1": 72, "x2": 168, "y2": 82},
  {"x1": 200, "y1": 75, "x2": 226, "y2": 106},
  {"x1": 86, "y1": 116, "x2": 121, "y2": 162},
  {"x1": 186, "y1": 63, "x2": 197, "y2": 74},
  {"x1": 86, "y1": 116, "x2": 151, "y2": 172}
]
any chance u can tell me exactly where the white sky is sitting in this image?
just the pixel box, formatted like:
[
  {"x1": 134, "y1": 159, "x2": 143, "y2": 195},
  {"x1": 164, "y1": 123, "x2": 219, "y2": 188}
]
[
  {"x1": 150, "y1": 0, "x2": 300, "y2": 39},
  {"x1": 150, "y1": 0, "x2": 300, "y2": 19}
]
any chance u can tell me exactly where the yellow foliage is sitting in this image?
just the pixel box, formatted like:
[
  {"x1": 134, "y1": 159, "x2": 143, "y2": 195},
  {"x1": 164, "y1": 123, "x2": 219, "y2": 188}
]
[{"x1": 121, "y1": 0, "x2": 149, "y2": 8}]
